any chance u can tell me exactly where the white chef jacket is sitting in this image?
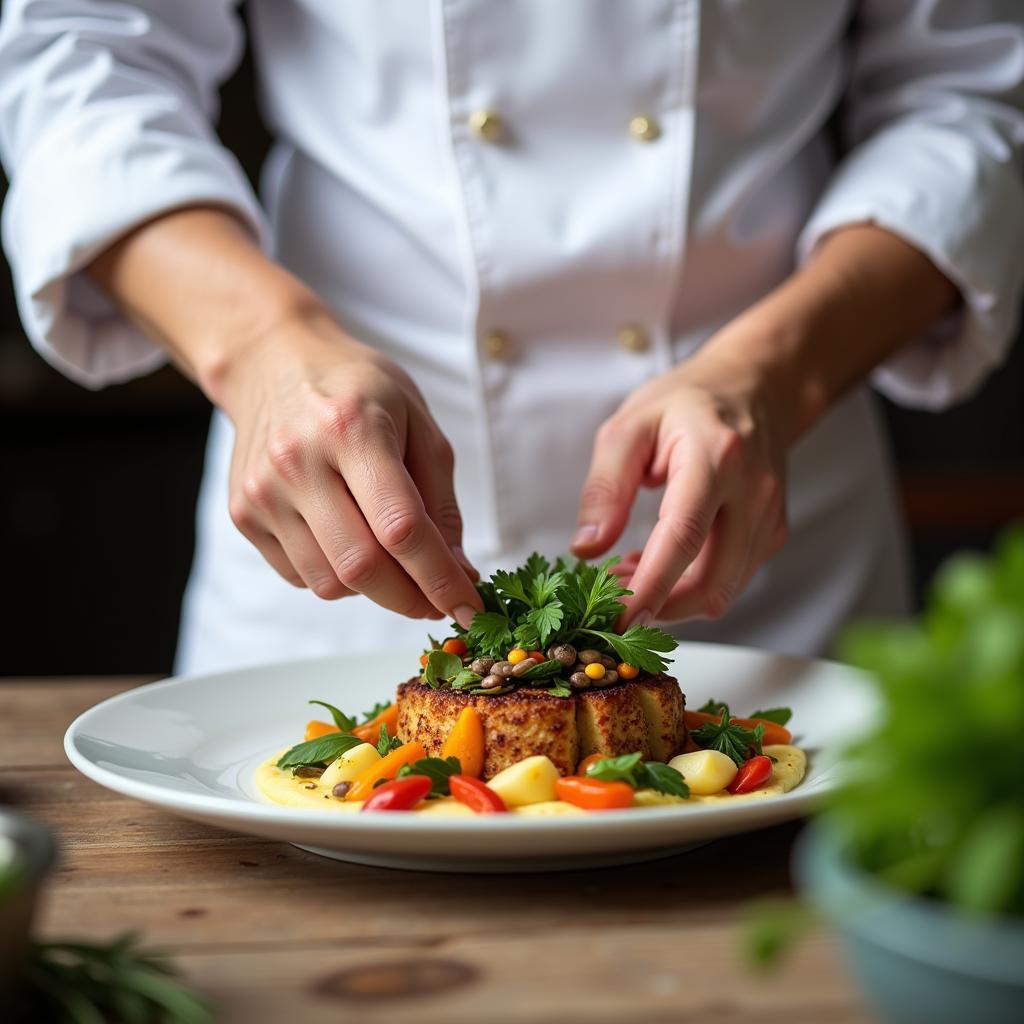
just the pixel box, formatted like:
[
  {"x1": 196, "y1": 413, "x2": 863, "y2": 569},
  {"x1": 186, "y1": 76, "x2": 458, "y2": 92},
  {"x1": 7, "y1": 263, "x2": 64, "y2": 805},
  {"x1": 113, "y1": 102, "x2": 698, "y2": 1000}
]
[{"x1": 2, "y1": 1, "x2": 1023, "y2": 674}]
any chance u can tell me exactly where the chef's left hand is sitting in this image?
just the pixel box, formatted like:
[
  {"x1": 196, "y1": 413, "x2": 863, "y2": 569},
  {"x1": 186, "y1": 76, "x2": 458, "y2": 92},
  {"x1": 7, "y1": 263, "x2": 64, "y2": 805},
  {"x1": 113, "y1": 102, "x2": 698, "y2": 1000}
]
[{"x1": 570, "y1": 337, "x2": 790, "y2": 625}]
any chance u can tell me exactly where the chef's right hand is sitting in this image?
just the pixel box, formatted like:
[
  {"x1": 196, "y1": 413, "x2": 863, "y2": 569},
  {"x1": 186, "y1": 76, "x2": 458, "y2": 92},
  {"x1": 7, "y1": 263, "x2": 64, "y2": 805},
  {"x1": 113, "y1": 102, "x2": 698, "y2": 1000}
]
[{"x1": 213, "y1": 307, "x2": 482, "y2": 627}]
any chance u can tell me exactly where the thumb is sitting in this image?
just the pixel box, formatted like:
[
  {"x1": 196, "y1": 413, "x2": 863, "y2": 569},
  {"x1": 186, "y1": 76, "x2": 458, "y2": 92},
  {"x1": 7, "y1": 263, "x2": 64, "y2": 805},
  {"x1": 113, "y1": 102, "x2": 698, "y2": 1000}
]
[{"x1": 571, "y1": 417, "x2": 652, "y2": 558}]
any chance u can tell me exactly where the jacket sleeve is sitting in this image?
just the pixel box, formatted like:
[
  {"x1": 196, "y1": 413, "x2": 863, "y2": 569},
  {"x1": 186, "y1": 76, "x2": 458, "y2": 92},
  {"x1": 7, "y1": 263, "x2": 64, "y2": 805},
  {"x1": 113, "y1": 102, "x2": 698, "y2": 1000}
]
[
  {"x1": 0, "y1": 0, "x2": 266, "y2": 389},
  {"x1": 797, "y1": 0, "x2": 1024, "y2": 410}
]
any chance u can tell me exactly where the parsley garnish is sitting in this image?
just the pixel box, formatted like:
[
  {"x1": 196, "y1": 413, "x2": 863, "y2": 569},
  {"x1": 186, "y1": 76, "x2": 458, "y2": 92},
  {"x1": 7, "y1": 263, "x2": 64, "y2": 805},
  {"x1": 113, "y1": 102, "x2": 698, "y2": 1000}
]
[
  {"x1": 445, "y1": 553, "x2": 679, "y2": 686},
  {"x1": 585, "y1": 752, "x2": 690, "y2": 798},
  {"x1": 690, "y1": 709, "x2": 765, "y2": 766},
  {"x1": 750, "y1": 707, "x2": 792, "y2": 726}
]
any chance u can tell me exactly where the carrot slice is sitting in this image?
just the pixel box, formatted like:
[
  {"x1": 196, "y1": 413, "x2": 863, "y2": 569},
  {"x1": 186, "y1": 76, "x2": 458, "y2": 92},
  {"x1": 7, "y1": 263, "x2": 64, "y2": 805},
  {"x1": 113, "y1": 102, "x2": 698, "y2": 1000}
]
[
  {"x1": 304, "y1": 719, "x2": 341, "y2": 742},
  {"x1": 440, "y1": 707, "x2": 485, "y2": 778},
  {"x1": 345, "y1": 742, "x2": 427, "y2": 801},
  {"x1": 351, "y1": 703, "x2": 400, "y2": 744}
]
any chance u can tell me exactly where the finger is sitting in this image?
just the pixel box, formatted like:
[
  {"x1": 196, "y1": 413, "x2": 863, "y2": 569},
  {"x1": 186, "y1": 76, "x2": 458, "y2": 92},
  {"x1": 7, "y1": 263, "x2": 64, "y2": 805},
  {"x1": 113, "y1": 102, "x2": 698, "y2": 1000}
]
[
  {"x1": 656, "y1": 503, "x2": 753, "y2": 621},
  {"x1": 617, "y1": 443, "x2": 723, "y2": 625},
  {"x1": 296, "y1": 470, "x2": 438, "y2": 616},
  {"x1": 405, "y1": 422, "x2": 479, "y2": 582},
  {"x1": 336, "y1": 436, "x2": 482, "y2": 627},
  {"x1": 571, "y1": 417, "x2": 654, "y2": 558},
  {"x1": 228, "y1": 490, "x2": 309, "y2": 590}
]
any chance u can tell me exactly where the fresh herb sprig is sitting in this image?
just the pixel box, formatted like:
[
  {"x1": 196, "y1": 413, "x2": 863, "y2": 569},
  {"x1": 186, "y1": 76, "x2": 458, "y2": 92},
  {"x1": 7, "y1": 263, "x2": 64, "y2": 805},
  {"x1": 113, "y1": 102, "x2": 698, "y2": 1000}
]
[
  {"x1": 455, "y1": 553, "x2": 678, "y2": 679},
  {"x1": 15, "y1": 933, "x2": 211, "y2": 1023},
  {"x1": 690, "y1": 709, "x2": 765, "y2": 767},
  {"x1": 276, "y1": 700, "x2": 396, "y2": 770},
  {"x1": 585, "y1": 752, "x2": 690, "y2": 798}
]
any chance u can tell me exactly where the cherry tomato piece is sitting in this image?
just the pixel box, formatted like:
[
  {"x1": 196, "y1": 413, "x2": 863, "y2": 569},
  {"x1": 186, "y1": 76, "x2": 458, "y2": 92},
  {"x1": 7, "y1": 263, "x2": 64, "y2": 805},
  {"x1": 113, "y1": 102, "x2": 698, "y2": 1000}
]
[
  {"x1": 577, "y1": 752, "x2": 609, "y2": 776},
  {"x1": 449, "y1": 775, "x2": 507, "y2": 814},
  {"x1": 361, "y1": 775, "x2": 432, "y2": 812},
  {"x1": 442, "y1": 637, "x2": 468, "y2": 656},
  {"x1": 556, "y1": 776, "x2": 635, "y2": 810},
  {"x1": 727, "y1": 755, "x2": 773, "y2": 795}
]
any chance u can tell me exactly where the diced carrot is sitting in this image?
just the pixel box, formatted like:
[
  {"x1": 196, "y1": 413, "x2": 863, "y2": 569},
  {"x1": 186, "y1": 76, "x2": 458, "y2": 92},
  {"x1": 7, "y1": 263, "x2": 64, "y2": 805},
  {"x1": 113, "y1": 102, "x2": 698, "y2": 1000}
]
[
  {"x1": 683, "y1": 710, "x2": 792, "y2": 746},
  {"x1": 345, "y1": 742, "x2": 428, "y2": 801},
  {"x1": 352, "y1": 703, "x2": 400, "y2": 744},
  {"x1": 556, "y1": 777, "x2": 635, "y2": 811},
  {"x1": 440, "y1": 707, "x2": 485, "y2": 778},
  {"x1": 304, "y1": 719, "x2": 341, "y2": 742}
]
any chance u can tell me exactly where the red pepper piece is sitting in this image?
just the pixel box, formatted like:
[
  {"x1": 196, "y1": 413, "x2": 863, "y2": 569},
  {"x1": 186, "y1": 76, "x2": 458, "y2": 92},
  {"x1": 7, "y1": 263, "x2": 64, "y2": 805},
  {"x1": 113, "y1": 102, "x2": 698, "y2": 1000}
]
[
  {"x1": 727, "y1": 755, "x2": 773, "y2": 794},
  {"x1": 449, "y1": 775, "x2": 508, "y2": 814},
  {"x1": 360, "y1": 775, "x2": 432, "y2": 812}
]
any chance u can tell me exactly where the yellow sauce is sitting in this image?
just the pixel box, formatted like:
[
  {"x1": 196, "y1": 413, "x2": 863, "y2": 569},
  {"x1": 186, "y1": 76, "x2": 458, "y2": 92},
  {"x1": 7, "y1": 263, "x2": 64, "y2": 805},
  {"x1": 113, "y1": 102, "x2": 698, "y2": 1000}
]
[{"x1": 254, "y1": 743, "x2": 807, "y2": 814}]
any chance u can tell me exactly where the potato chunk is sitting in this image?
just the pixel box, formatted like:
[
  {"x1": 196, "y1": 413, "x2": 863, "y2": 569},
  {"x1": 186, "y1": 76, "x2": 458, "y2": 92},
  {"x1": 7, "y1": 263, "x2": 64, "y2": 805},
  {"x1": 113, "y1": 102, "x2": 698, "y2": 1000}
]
[
  {"x1": 486, "y1": 755, "x2": 560, "y2": 806},
  {"x1": 319, "y1": 743, "x2": 381, "y2": 789},
  {"x1": 668, "y1": 749, "x2": 738, "y2": 795}
]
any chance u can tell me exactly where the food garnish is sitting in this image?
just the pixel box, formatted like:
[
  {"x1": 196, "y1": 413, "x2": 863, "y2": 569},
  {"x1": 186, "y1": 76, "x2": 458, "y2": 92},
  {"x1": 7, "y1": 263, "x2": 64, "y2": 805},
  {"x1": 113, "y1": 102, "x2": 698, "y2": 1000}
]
[
  {"x1": 277, "y1": 701, "x2": 401, "y2": 771},
  {"x1": 688, "y1": 708, "x2": 766, "y2": 767},
  {"x1": 346, "y1": 741, "x2": 427, "y2": 801},
  {"x1": 556, "y1": 776, "x2": 635, "y2": 810},
  {"x1": 396, "y1": 755, "x2": 462, "y2": 797},
  {"x1": 584, "y1": 751, "x2": 690, "y2": 798},
  {"x1": 439, "y1": 707, "x2": 485, "y2": 777},
  {"x1": 419, "y1": 553, "x2": 678, "y2": 698}
]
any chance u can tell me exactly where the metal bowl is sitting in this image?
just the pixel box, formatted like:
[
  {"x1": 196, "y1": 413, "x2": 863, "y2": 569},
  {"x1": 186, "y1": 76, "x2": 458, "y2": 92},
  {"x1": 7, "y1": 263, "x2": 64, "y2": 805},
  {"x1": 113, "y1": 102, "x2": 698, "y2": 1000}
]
[{"x1": 0, "y1": 808, "x2": 57, "y2": 999}]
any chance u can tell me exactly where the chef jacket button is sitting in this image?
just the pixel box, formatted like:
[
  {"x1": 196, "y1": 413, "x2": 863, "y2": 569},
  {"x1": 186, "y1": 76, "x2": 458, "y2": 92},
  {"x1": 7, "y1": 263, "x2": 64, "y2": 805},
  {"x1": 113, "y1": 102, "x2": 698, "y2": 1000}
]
[
  {"x1": 617, "y1": 324, "x2": 651, "y2": 353},
  {"x1": 482, "y1": 330, "x2": 510, "y2": 359},
  {"x1": 469, "y1": 109, "x2": 507, "y2": 143},
  {"x1": 628, "y1": 114, "x2": 661, "y2": 142}
]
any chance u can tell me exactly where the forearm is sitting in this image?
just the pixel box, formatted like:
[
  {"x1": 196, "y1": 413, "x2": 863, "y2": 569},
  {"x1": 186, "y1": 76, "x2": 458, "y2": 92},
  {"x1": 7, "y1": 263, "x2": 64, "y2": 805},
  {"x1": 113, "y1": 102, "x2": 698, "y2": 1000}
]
[
  {"x1": 86, "y1": 206, "x2": 328, "y2": 405},
  {"x1": 693, "y1": 224, "x2": 959, "y2": 444}
]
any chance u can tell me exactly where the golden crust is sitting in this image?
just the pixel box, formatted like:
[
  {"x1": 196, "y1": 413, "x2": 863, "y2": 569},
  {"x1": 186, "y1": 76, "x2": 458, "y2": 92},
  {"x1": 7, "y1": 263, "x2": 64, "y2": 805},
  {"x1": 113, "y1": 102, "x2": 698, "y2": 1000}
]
[
  {"x1": 396, "y1": 673, "x2": 684, "y2": 778},
  {"x1": 633, "y1": 675, "x2": 687, "y2": 762}
]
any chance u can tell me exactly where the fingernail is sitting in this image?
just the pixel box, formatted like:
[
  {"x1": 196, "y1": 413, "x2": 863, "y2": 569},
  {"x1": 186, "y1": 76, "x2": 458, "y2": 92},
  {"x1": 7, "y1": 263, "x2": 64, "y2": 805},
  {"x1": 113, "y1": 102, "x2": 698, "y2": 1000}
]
[
  {"x1": 572, "y1": 523, "x2": 599, "y2": 548},
  {"x1": 452, "y1": 604, "x2": 477, "y2": 630},
  {"x1": 632, "y1": 608, "x2": 653, "y2": 627}
]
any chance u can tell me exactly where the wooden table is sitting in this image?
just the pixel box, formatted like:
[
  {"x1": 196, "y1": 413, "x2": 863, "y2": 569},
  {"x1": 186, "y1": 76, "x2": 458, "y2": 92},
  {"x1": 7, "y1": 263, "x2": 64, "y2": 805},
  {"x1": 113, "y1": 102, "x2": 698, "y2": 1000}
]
[{"x1": 1, "y1": 678, "x2": 875, "y2": 1023}]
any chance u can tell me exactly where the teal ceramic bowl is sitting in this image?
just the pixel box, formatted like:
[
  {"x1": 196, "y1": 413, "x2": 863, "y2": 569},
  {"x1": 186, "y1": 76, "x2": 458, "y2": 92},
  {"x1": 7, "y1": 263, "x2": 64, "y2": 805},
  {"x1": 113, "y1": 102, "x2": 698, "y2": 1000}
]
[
  {"x1": 0, "y1": 809, "x2": 56, "y2": 1001},
  {"x1": 795, "y1": 822, "x2": 1024, "y2": 1024}
]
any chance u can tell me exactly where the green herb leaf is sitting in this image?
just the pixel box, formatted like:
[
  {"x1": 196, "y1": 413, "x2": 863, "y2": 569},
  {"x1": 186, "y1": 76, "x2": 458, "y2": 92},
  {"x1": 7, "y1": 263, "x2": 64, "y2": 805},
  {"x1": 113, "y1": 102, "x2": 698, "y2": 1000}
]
[
  {"x1": 396, "y1": 756, "x2": 462, "y2": 797},
  {"x1": 749, "y1": 707, "x2": 792, "y2": 726},
  {"x1": 467, "y1": 611, "x2": 514, "y2": 660},
  {"x1": 690, "y1": 709, "x2": 764, "y2": 766},
  {"x1": 449, "y1": 668, "x2": 483, "y2": 690},
  {"x1": 276, "y1": 732, "x2": 364, "y2": 769},
  {"x1": 512, "y1": 620, "x2": 541, "y2": 651},
  {"x1": 585, "y1": 752, "x2": 688, "y2": 797},
  {"x1": 519, "y1": 659, "x2": 563, "y2": 681},
  {"x1": 375, "y1": 723, "x2": 402, "y2": 758},
  {"x1": 580, "y1": 624, "x2": 676, "y2": 674},
  {"x1": 636, "y1": 761, "x2": 690, "y2": 798},
  {"x1": 586, "y1": 752, "x2": 643, "y2": 784},
  {"x1": 545, "y1": 681, "x2": 572, "y2": 698},
  {"x1": 307, "y1": 700, "x2": 357, "y2": 733},
  {"x1": 422, "y1": 649, "x2": 464, "y2": 688},
  {"x1": 526, "y1": 602, "x2": 563, "y2": 647},
  {"x1": 491, "y1": 569, "x2": 532, "y2": 607}
]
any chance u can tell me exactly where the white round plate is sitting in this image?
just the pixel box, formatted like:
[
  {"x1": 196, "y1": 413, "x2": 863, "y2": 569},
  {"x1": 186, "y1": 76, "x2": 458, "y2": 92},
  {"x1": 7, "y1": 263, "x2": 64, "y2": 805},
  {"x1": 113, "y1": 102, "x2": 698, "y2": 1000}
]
[{"x1": 65, "y1": 643, "x2": 876, "y2": 873}]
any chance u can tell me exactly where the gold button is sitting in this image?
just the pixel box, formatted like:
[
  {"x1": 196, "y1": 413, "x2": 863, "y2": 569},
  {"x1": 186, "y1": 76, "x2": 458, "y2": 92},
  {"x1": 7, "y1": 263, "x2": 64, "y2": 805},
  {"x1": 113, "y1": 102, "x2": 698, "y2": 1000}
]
[
  {"x1": 617, "y1": 324, "x2": 650, "y2": 353},
  {"x1": 469, "y1": 109, "x2": 506, "y2": 143},
  {"x1": 482, "y1": 330, "x2": 509, "y2": 358},
  {"x1": 628, "y1": 114, "x2": 661, "y2": 142}
]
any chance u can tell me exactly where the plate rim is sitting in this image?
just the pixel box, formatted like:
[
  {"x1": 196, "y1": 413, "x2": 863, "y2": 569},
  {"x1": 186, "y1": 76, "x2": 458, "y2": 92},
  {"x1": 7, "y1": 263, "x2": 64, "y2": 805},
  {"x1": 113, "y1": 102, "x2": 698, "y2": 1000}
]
[{"x1": 64, "y1": 642, "x2": 862, "y2": 836}]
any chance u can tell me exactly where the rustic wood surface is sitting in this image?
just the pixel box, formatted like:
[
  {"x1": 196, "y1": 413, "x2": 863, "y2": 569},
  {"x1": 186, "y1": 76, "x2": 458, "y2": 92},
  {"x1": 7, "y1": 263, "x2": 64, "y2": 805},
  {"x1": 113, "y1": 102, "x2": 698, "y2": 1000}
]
[{"x1": 0, "y1": 678, "x2": 876, "y2": 1023}]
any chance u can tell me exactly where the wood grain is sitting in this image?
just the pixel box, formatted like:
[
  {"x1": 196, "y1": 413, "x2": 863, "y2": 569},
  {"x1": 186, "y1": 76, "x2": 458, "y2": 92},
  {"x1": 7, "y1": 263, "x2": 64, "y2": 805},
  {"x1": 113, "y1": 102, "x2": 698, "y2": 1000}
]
[{"x1": 2, "y1": 678, "x2": 878, "y2": 1023}]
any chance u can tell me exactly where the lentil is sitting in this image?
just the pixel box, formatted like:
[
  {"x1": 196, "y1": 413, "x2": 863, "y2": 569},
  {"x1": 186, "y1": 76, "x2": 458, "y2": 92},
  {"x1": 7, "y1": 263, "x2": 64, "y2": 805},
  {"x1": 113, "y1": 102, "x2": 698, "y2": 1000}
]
[
  {"x1": 294, "y1": 766, "x2": 324, "y2": 779},
  {"x1": 600, "y1": 654, "x2": 616, "y2": 670},
  {"x1": 617, "y1": 663, "x2": 640, "y2": 680},
  {"x1": 578, "y1": 649, "x2": 603, "y2": 665},
  {"x1": 548, "y1": 643, "x2": 577, "y2": 667},
  {"x1": 569, "y1": 671, "x2": 590, "y2": 689},
  {"x1": 331, "y1": 782, "x2": 351, "y2": 799},
  {"x1": 492, "y1": 660, "x2": 516, "y2": 677},
  {"x1": 507, "y1": 648, "x2": 529, "y2": 665},
  {"x1": 511, "y1": 657, "x2": 538, "y2": 678},
  {"x1": 481, "y1": 674, "x2": 503, "y2": 689},
  {"x1": 584, "y1": 662, "x2": 606, "y2": 681},
  {"x1": 470, "y1": 657, "x2": 495, "y2": 676}
]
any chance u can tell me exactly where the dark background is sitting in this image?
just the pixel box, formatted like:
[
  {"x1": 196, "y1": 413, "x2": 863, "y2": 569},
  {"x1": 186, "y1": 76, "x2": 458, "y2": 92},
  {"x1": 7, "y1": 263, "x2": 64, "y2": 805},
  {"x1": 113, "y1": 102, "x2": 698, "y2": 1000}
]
[{"x1": 2, "y1": 37, "x2": 1023, "y2": 677}]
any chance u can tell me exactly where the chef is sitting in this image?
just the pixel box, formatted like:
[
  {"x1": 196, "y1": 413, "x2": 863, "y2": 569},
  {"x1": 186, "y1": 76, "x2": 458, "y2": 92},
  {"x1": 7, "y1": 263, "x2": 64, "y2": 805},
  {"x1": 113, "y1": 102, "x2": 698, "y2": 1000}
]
[{"x1": 1, "y1": 1, "x2": 1022, "y2": 674}]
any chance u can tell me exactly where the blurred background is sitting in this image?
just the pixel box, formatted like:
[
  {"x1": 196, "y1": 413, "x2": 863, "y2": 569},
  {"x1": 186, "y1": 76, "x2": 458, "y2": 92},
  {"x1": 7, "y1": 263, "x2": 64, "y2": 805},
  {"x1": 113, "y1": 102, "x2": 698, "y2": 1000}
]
[{"x1": 2, "y1": 29, "x2": 1023, "y2": 677}]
